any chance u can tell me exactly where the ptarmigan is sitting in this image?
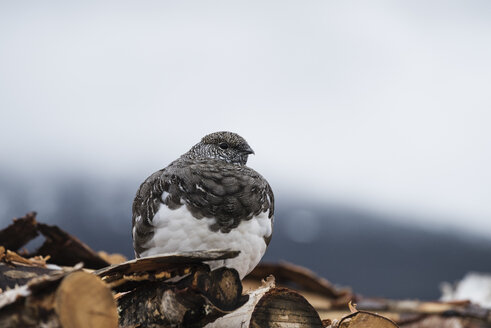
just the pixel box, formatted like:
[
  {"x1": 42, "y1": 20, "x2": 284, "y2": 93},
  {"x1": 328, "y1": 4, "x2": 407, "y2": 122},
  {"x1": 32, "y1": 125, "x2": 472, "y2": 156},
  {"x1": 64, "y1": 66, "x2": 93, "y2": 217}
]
[{"x1": 132, "y1": 131, "x2": 274, "y2": 279}]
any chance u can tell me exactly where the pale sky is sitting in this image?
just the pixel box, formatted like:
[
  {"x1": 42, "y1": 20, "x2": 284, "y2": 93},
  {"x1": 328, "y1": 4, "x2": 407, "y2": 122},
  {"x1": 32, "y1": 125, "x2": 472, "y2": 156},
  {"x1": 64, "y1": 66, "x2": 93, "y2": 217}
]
[{"x1": 1, "y1": 1, "x2": 490, "y2": 236}]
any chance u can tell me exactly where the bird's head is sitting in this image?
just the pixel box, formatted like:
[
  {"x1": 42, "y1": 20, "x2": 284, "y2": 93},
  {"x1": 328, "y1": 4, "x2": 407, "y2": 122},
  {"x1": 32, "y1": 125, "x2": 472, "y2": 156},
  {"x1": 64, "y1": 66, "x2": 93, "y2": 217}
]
[{"x1": 186, "y1": 131, "x2": 254, "y2": 165}]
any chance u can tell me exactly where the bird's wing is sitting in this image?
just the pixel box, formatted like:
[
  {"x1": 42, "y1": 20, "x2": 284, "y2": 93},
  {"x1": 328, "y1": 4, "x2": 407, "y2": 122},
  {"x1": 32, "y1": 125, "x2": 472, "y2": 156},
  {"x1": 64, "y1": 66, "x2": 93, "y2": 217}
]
[
  {"x1": 132, "y1": 159, "x2": 274, "y2": 256},
  {"x1": 132, "y1": 168, "x2": 167, "y2": 256},
  {"x1": 181, "y1": 161, "x2": 274, "y2": 232}
]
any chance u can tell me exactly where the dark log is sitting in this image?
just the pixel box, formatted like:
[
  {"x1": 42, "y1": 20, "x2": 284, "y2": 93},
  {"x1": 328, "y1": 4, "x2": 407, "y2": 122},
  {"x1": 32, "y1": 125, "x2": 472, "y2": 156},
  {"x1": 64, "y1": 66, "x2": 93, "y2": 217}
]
[
  {"x1": 0, "y1": 262, "x2": 55, "y2": 291},
  {"x1": 187, "y1": 267, "x2": 245, "y2": 311},
  {"x1": 0, "y1": 213, "x2": 110, "y2": 269},
  {"x1": 0, "y1": 212, "x2": 38, "y2": 252},
  {"x1": 117, "y1": 267, "x2": 246, "y2": 328},
  {"x1": 35, "y1": 222, "x2": 110, "y2": 269}
]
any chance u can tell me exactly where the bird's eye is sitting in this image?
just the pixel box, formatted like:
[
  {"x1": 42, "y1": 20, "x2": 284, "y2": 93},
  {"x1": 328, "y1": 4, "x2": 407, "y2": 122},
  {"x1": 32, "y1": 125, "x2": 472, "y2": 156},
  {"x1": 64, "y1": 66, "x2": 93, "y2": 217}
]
[{"x1": 219, "y1": 142, "x2": 229, "y2": 150}]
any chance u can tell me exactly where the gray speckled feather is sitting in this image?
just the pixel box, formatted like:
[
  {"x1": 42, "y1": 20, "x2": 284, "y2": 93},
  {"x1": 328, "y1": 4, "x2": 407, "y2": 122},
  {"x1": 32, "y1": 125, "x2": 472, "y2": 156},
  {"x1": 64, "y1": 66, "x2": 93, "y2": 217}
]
[{"x1": 132, "y1": 132, "x2": 274, "y2": 258}]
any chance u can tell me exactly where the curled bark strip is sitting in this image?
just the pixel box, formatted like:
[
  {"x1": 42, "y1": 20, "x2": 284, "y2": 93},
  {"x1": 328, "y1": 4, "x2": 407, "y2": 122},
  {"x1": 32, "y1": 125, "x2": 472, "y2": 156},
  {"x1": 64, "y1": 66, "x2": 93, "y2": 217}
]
[{"x1": 95, "y1": 250, "x2": 240, "y2": 293}]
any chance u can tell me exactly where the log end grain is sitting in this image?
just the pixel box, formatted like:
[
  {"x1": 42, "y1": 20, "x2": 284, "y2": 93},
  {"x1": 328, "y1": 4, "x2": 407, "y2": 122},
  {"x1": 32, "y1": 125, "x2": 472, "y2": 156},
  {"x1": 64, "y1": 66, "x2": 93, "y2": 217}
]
[
  {"x1": 250, "y1": 287, "x2": 324, "y2": 328},
  {"x1": 55, "y1": 271, "x2": 118, "y2": 328}
]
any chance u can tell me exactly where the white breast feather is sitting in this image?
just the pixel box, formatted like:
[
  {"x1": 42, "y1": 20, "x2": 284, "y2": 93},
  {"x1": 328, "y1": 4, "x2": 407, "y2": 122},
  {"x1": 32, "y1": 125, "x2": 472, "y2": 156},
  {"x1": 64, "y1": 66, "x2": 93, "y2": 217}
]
[{"x1": 140, "y1": 202, "x2": 272, "y2": 279}]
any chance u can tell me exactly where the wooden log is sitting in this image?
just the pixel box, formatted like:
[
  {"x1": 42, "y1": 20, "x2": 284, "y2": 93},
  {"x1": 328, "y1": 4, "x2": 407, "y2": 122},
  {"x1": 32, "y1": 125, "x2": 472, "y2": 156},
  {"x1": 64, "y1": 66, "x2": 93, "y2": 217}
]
[
  {"x1": 333, "y1": 311, "x2": 399, "y2": 328},
  {"x1": 97, "y1": 251, "x2": 127, "y2": 265},
  {"x1": 95, "y1": 250, "x2": 240, "y2": 278},
  {"x1": 0, "y1": 212, "x2": 39, "y2": 252},
  {"x1": 35, "y1": 222, "x2": 110, "y2": 269},
  {"x1": 95, "y1": 249, "x2": 240, "y2": 292},
  {"x1": 96, "y1": 251, "x2": 244, "y2": 327},
  {"x1": 247, "y1": 262, "x2": 345, "y2": 298},
  {"x1": 398, "y1": 315, "x2": 489, "y2": 328},
  {"x1": 207, "y1": 275, "x2": 324, "y2": 328},
  {"x1": 118, "y1": 267, "x2": 246, "y2": 328},
  {"x1": 0, "y1": 262, "x2": 55, "y2": 291},
  {"x1": 0, "y1": 267, "x2": 117, "y2": 328},
  {"x1": 0, "y1": 247, "x2": 59, "y2": 291},
  {"x1": 354, "y1": 297, "x2": 491, "y2": 326},
  {"x1": 250, "y1": 287, "x2": 324, "y2": 328},
  {"x1": 245, "y1": 261, "x2": 353, "y2": 309},
  {"x1": 0, "y1": 213, "x2": 110, "y2": 270},
  {"x1": 55, "y1": 271, "x2": 118, "y2": 328}
]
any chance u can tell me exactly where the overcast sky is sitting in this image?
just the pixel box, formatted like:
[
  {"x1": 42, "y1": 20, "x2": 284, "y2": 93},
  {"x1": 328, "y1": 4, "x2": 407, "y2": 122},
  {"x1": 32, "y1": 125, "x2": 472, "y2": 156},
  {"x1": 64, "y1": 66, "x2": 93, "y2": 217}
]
[{"x1": 1, "y1": 1, "x2": 490, "y2": 236}]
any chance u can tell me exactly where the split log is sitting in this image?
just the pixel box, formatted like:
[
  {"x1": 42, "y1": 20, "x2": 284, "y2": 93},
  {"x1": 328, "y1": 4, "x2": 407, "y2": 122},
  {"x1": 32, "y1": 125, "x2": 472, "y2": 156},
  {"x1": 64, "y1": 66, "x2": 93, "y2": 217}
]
[
  {"x1": 0, "y1": 266, "x2": 118, "y2": 328},
  {"x1": 207, "y1": 275, "x2": 324, "y2": 328}
]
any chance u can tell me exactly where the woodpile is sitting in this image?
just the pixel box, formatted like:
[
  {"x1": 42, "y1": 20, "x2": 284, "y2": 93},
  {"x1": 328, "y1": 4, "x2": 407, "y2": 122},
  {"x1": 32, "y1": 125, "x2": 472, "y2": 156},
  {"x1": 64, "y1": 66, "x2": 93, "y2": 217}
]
[{"x1": 0, "y1": 212, "x2": 490, "y2": 327}]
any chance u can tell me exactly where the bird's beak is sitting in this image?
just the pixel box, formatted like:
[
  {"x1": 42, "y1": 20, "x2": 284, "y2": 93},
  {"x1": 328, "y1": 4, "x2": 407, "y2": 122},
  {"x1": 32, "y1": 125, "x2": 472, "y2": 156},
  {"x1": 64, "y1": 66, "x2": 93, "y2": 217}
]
[{"x1": 242, "y1": 146, "x2": 255, "y2": 155}]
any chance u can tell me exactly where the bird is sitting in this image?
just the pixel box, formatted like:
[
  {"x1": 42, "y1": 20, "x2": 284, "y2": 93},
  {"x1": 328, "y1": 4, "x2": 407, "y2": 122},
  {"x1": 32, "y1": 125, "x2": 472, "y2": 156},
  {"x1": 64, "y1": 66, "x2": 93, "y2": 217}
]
[{"x1": 131, "y1": 131, "x2": 274, "y2": 279}]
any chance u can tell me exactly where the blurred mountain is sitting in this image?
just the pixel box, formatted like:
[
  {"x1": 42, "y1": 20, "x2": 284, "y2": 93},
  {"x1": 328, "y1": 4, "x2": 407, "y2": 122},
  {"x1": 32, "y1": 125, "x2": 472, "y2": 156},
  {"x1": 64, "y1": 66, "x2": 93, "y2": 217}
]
[
  {"x1": 1, "y1": 172, "x2": 490, "y2": 300},
  {"x1": 269, "y1": 203, "x2": 491, "y2": 300}
]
